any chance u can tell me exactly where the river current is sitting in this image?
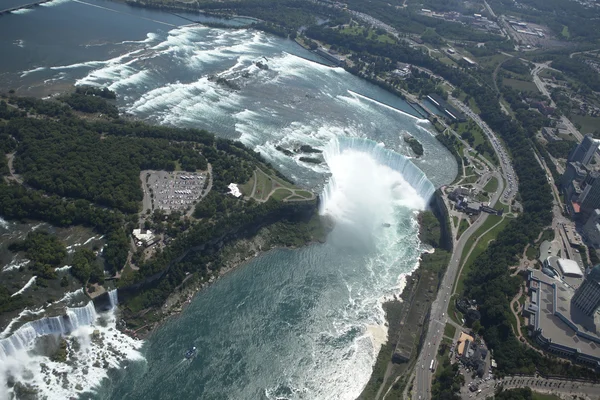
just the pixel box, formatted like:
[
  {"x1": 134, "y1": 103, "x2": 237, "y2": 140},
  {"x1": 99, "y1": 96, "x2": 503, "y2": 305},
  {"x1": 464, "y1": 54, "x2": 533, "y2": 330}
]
[{"x1": 0, "y1": 1, "x2": 457, "y2": 399}]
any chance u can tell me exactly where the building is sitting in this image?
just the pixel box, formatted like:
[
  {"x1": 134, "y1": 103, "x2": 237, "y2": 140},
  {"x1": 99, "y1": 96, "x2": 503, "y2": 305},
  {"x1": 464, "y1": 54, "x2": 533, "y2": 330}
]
[
  {"x1": 583, "y1": 209, "x2": 600, "y2": 248},
  {"x1": 578, "y1": 172, "x2": 600, "y2": 215},
  {"x1": 541, "y1": 127, "x2": 562, "y2": 142},
  {"x1": 557, "y1": 258, "x2": 584, "y2": 278},
  {"x1": 524, "y1": 268, "x2": 600, "y2": 367},
  {"x1": 568, "y1": 135, "x2": 599, "y2": 167},
  {"x1": 562, "y1": 161, "x2": 588, "y2": 188},
  {"x1": 426, "y1": 94, "x2": 466, "y2": 122},
  {"x1": 572, "y1": 265, "x2": 600, "y2": 316},
  {"x1": 132, "y1": 229, "x2": 157, "y2": 247},
  {"x1": 457, "y1": 332, "x2": 474, "y2": 357},
  {"x1": 314, "y1": 47, "x2": 345, "y2": 66},
  {"x1": 462, "y1": 57, "x2": 477, "y2": 66}
]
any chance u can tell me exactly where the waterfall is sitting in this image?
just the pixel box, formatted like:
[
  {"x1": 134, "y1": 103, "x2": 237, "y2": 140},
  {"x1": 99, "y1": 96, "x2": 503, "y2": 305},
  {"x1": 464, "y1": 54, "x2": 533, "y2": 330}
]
[
  {"x1": 0, "y1": 302, "x2": 97, "y2": 360},
  {"x1": 320, "y1": 137, "x2": 435, "y2": 217},
  {"x1": 108, "y1": 289, "x2": 118, "y2": 308}
]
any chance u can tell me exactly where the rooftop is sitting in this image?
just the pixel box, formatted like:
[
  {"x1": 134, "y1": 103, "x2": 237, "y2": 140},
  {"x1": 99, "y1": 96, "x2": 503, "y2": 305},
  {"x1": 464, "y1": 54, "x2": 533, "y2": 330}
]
[
  {"x1": 527, "y1": 269, "x2": 600, "y2": 362},
  {"x1": 557, "y1": 258, "x2": 584, "y2": 278}
]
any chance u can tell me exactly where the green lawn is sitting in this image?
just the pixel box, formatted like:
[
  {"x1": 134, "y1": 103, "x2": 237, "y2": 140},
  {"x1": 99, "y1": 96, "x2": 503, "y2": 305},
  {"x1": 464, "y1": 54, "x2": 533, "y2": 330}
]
[
  {"x1": 239, "y1": 173, "x2": 255, "y2": 197},
  {"x1": 503, "y1": 78, "x2": 539, "y2": 94},
  {"x1": 455, "y1": 216, "x2": 509, "y2": 295},
  {"x1": 457, "y1": 218, "x2": 470, "y2": 238},
  {"x1": 339, "y1": 25, "x2": 396, "y2": 44},
  {"x1": 271, "y1": 188, "x2": 292, "y2": 201},
  {"x1": 468, "y1": 98, "x2": 481, "y2": 114},
  {"x1": 295, "y1": 190, "x2": 313, "y2": 198},
  {"x1": 255, "y1": 169, "x2": 273, "y2": 201},
  {"x1": 533, "y1": 392, "x2": 562, "y2": 400},
  {"x1": 572, "y1": 114, "x2": 600, "y2": 135},
  {"x1": 444, "y1": 323, "x2": 457, "y2": 339},
  {"x1": 483, "y1": 177, "x2": 498, "y2": 193}
]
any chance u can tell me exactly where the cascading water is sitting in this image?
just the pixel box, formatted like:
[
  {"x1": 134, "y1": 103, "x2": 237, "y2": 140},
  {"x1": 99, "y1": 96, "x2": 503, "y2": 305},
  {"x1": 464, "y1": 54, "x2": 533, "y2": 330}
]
[
  {"x1": 320, "y1": 137, "x2": 434, "y2": 236},
  {"x1": 108, "y1": 288, "x2": 118, "y2": 309},
  {"x1": 0, "y1": 301, "x2": 98, "y2": 360},
  {"x1": 0, "y1": 289, "x2": 143, "y2": 399}
]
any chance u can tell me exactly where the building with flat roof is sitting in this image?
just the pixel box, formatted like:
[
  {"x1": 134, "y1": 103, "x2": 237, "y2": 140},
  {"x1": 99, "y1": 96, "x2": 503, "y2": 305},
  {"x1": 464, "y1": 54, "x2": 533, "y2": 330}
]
[
  {"x1": 557, "y1": 258, "x2": 583, "y2": 278},
  {"x1": 524, "y1": 268, "x2": 600, "y2": 368}
]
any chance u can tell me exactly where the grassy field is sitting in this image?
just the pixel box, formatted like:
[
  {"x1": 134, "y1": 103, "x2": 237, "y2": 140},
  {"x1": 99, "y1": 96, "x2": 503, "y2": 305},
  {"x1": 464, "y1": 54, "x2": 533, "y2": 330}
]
[
  {"x1": 444, "y1": 323, "x2": 457, "y2": 339},
  {"x1": 295, "y1": 190, "x2": 313, "y2": 198},
  {"x1": 572, "y1": 114, "x2": 600, "y2": 135},
  {"x1": 503, "y1": 78, "x2": 540, "y2": 94},
  {"x1": 483, "y1": 177, "x2": 498, "y2": 193},
  {"x1": 457, "y1": 218, "x2": 470, "y2": 238},
  {"x1": 533, "y1": 392, "x2": 562, "y2": 400},
  {"x1": 339, "y1": 25, "x2": 396, "y2": 44},
  {"x1": 271, "y1": 188, "x2": 293, "y2": 201},
  {"x1": 468, "y1": 97, "x2": 481, "y2": 114},
  {"x1": 455, "y1": 215, "x2": 508, "y2": 295}
]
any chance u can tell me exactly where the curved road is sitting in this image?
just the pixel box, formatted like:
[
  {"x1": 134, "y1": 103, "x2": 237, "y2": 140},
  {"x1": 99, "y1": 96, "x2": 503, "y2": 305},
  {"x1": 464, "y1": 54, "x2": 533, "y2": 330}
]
[{"x1": 412, "y1": 176, "x2": 504, "y2": 400}]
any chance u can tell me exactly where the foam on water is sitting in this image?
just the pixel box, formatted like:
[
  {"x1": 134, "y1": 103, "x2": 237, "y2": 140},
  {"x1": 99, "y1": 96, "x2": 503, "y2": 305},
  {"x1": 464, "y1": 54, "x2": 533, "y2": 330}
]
[
  {"x1": 40, "y1": 0, "x2": 72, "y2": 7},
  {"x1": 11, "y1": 8, "x2": 33, "y2": 15},
  {"x1": 20, "y1": 66, "x2": 46, "y2": 78},
  {"x1": 0, "y1": 290, "x2": 143, "y2": 399}
]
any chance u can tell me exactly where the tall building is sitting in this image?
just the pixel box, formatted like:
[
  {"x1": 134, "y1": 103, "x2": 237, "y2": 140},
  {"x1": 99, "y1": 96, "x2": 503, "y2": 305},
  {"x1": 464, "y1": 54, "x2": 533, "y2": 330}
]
[
  {"x1": 579, "y1": 172, "x2": 600, "y2": 214},
  {"x1": 569, "y1": 135, "x2": 599, "y2": 167},
  {"x1": 572, "y1": 265, "x2": 600, "y2": 316}
]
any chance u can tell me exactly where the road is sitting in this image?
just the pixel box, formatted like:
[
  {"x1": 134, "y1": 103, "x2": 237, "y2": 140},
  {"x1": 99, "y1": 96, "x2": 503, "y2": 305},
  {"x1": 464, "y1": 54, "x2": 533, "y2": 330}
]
[
  {"x1": 449, "y1": 96, "x2": 517, "y2": 204},
  {"x1": 412, "y1": 178, "x2": 504, "y2": 400}
]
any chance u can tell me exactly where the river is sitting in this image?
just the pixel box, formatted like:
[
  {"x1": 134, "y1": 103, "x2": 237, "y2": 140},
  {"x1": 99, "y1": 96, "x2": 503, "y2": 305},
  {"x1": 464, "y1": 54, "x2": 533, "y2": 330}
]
[{"x1": 0, "y1": 1, "x2": 457, "y2": 399}]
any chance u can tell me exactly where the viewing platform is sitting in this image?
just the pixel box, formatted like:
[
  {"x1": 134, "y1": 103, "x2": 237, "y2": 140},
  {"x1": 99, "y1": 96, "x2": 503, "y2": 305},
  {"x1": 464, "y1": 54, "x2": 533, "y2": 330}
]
[{"x1": 0, "y1": 0, "x2": 52, "y2": 16}]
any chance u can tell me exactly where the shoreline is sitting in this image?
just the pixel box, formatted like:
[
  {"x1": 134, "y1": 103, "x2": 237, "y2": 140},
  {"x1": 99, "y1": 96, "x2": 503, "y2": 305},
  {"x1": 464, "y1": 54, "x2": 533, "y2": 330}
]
[{"x1": 121, "y1": 219, "x2": 328, "y2": 340}]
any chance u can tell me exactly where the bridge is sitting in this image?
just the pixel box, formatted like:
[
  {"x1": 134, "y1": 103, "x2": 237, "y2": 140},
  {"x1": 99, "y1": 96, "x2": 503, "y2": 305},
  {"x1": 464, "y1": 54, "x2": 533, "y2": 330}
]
[{"x1": 0, "y1": 0, "x2": 52, "y2": 16}]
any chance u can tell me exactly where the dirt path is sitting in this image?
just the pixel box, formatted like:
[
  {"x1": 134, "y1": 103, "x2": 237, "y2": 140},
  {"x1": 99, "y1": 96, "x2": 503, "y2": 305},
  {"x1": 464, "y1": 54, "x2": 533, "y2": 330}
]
[{"x1": 5, "y1": 153, "x2": 23, "y2": 184}]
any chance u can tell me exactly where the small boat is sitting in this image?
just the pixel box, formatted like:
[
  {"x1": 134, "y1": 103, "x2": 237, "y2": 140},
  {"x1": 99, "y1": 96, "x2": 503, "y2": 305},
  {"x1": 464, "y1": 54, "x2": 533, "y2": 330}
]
[
  {"x1": 185, "y1": 346, "x2": 197, "y2": 359},
  {"x1": 382, "y1": 223, "x2": 391, "y2": 228}
]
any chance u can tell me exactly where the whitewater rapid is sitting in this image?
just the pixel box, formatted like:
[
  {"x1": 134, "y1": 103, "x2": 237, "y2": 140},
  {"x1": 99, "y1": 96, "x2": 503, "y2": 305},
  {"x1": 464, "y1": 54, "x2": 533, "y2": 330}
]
[{"x1": 0, "y1": 291, "x2": 143, "y2": 400}]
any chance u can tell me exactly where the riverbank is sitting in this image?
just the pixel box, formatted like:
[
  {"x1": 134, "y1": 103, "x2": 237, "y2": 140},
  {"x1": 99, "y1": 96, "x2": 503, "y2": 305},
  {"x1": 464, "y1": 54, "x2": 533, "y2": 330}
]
[
  {"x1": 358, "y1": 194, "x2": 452, "y2": 399},
  {"x1": 120, "y1": 214, "x2": 329, "y2": 339}
]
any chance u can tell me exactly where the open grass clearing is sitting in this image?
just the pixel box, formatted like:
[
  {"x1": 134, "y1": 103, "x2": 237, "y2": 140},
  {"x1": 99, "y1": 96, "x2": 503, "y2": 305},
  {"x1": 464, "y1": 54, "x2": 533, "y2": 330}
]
[
  {"x1": 457, "y1": 218, "x2": 470, "y2": 239},
  {"x1": 572, "y1": 114, "x2": 600, "y2": 135},
  {"x1": 455, "y1": 216, "x2": 509, "y2": 296},
  {"x1": 483, "y1": 177, "x2": 498, "y2": 193},
  {"x1": 295, "y1": 190, "x2": 313, "y2": 198},
  {"x1": 503, "y1": 78, "x2": 539, "y2": 94},
  {"x1": 271, "y1": 188, "x2": 293, "y2": 201},
  {"x1": 444, "y1": 323, "x2": 457, "y2": 339}
]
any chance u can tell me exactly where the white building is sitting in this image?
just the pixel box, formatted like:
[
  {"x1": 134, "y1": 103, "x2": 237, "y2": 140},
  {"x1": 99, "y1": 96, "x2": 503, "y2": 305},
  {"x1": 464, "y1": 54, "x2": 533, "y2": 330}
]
[
  {"x1": 228, "y1": 183, "x2": 242, "y2": 198},
  {"x1": 557, "y1": 258, "x2": 583, "y2": 278},
  {"x1": 132, "y1": 229, "x2": 156, "y2": 246}
]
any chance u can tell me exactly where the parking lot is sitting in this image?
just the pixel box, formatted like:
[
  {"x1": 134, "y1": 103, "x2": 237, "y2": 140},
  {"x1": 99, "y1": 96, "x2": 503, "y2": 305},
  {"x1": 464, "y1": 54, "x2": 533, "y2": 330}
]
[{"x1": 144, "y1": 171, "x2": 208, "y2": 214}]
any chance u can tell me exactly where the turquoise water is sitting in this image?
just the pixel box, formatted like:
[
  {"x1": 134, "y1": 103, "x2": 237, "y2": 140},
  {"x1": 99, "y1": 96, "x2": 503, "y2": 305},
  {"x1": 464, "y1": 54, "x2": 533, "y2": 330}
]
[{"x1": 0, "y1": 1, "x2": 457, "y2": 398}]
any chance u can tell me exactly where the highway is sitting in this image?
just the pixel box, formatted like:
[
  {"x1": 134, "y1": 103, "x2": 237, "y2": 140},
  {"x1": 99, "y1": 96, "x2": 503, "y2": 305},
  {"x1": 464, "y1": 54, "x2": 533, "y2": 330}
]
[
  {"x1": 412, "y1": 93, "x2": 516, "y2": 399},
  {"x1": 449, "y1": 95, "x2": 518, "y2": 204},
  {"x1": 412, "y1": 173, "x2": 504, "y2": 400}
]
